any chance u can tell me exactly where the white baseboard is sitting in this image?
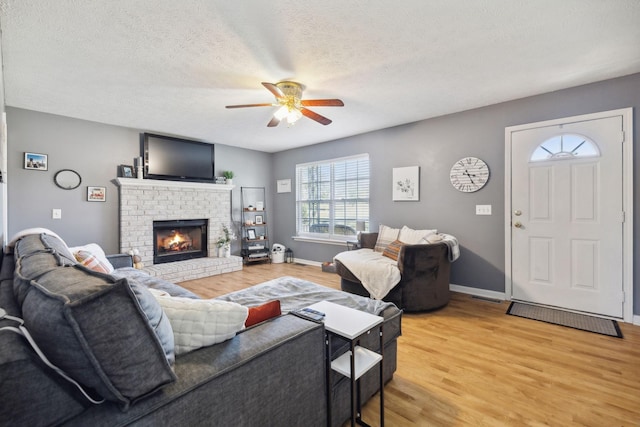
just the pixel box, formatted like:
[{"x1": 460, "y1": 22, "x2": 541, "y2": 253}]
[
  {"x1": 449, "y1": 283, "x2": 507, "y2": 301},
  {"x1": 633, "y1": 315, "x2": 640, "y2": 326},
  {"x1": 293, "y1": 258, "x2": 322, "y2": 267}
]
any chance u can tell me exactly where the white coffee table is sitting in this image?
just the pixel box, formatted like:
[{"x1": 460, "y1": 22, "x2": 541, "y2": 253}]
[{"x1": 306, "y1": 300, "x2": 384, "y2": 427}]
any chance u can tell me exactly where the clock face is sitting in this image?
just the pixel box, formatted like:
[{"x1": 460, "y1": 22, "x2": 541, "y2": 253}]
[{"x1": 450, "y1": 157, "x2": 490, "y2": 193}]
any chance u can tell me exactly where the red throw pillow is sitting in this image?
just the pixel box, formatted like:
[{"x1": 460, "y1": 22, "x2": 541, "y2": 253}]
[{"x1": 245, "y1": 300, "x2": 282, "y2": 327}]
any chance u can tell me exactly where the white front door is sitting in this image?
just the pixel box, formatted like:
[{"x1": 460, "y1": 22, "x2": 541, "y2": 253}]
[{"x1": 509, "y1": 113, "x2": 626, "y2": 317}]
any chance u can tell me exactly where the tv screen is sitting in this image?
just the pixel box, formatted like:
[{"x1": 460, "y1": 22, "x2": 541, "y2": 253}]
[{"x1": 142, "y1": 133, "x2": 215, "y2": 182}]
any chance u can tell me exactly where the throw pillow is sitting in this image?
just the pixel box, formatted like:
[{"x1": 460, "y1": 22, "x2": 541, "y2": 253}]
[
  {"x1": 419, "y1": 233, "x2": 444, "y2": 244},
  {"x1": 74, "y1": 250, "x2": 113, "y2": 273},
  {"x1": 68, "y1": 243, "x2": 115, "y2": 273},
  {"x1": 382, "y1": 239, "x2": 404, "y2": 261},
  {"x1": 398, "y1": 225, "x2": 438, "y2": 245},
  {"x1": 374, "y1": 225, "x2": 401, "y2": 252},
  {"x1": 245, "y1": 300, "x2": 282, "y2": 327},
  {"x1": 148, "y1": 288, "x2": 249, "y2": 355}
]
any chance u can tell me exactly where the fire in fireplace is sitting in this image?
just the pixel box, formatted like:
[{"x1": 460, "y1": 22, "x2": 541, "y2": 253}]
[{"x1": 153, "y1": 219, "x2": 208, "y2": 264}]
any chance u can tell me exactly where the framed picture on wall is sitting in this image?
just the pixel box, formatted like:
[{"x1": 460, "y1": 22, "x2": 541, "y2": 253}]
[
  {"x1": 87, "y1": 186, "x2": 106, "y2": 202},
  {"x1": 24, "y1": 152, "x2": 48, "y2": 170},
  {"x1": 277, "y1": 179, "x2": 292, "y2": 193},
  {"x1": 392, "y1": 166, "x2": 420, "y2": 201}
]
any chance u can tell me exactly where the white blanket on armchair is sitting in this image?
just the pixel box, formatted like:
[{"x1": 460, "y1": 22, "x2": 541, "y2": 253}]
[{"x1": 334, "y1": 249, "x2": 401, "y2": 300}]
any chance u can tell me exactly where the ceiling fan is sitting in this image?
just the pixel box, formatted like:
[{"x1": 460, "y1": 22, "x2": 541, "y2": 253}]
[{"x1": 225, "y1": 81, "x2": 344, "y2": 127}]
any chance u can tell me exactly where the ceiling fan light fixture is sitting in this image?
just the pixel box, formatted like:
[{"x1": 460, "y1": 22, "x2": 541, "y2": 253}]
[
  {"x1": 274, "y1": 104, "x2": 302, "y2": 125},
  {"x1": 286, "y1": 108, "x2": 303, "y2": 125},
  {"x1": 274, "y1": 106, "x2": 289, "y2": 120}
]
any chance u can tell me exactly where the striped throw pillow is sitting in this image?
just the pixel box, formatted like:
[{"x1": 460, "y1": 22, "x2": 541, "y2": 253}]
[
  {"x1": 374, "y1": 225, "x2": 401, "y2": 252},
  {"x1": 74, "y1": 250, "x2": 113, "y2": 273},
  {"x1": 382, "y1": 239, "x2": 404, "y2": 261}
]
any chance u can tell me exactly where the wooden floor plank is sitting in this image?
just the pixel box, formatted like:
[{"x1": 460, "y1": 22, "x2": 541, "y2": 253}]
[{"x1": 179, "y1": 263, "x2": 640, "y2": 426}]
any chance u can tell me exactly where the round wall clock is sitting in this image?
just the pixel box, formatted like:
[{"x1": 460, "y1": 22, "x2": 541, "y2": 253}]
[{"x1": 449, "y1": 157, "x2": 489, "y2": 192}]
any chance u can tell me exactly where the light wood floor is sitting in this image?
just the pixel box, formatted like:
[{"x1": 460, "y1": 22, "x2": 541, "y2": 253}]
[{"x1": 180, "y1": 263, "x2": 640, "y2": 427}]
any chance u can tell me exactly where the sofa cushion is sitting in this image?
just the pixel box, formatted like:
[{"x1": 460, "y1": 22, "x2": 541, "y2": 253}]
[
  {"x1": 12, "y1": 234, "x2": 176, "y2": 409},
  {"x1": 374, "y1": 225, "x2": 400, "y2": 252},
  {"x1": 398, "y1": 225, "x2": 438, "y2": 244},
  {"x1": 148, "y1": 288, "x2": 249, "y2": 355},
  {"x1": 382, "y1": 239, "x2": 404, "y2": 261}
]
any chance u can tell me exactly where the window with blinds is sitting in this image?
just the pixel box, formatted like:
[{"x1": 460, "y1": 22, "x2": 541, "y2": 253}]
[{"x1": 296, "y1": 154, "x2": 369, "y2": 241}]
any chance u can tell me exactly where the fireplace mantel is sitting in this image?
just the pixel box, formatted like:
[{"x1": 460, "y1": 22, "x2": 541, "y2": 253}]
[{"x1": 115, "y1": 177, "x2": 234, "y2": 191}]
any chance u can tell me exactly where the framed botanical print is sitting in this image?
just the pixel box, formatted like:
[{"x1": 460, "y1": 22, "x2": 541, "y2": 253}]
[{"x1": 393, "y1": 166, "x2": 420, "y2": 201}]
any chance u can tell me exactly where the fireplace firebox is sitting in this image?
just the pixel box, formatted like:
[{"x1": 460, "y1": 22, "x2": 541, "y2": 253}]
[{"x1": 153, "y1": 219, "x2": 208, "y2": 264}]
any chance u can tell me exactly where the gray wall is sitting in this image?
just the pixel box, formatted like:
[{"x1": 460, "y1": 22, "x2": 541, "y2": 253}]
[
  {"x1": 6, "y1": 108, "x2": 272, "y2": 254},
  {"x1": 5, "y1": 73, "x2": 639, "y2": 315},
  {"x1": 271, "y1": 73, "x2": 640, "y2": 314}
]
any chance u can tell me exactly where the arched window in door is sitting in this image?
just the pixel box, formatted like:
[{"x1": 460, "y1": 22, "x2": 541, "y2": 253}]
[{"x1": 530, "y1": 133, "x2": 600, "y2": 162}]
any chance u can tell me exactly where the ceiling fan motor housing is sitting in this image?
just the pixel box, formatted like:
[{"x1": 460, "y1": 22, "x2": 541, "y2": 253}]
[{"x1": 275, "y1": 81, "x2": 304, "y2": 99}]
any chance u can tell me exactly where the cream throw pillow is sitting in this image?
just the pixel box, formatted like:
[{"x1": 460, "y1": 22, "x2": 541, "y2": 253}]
[
  {"x1": 148, "y1": 289, "x2": 249, "y2": 355},
  {"x1": 374, "y1": 225, "x2": 401, "y2": 252},
  {"x1": 398, "y1": 226, "x2": 438, "y2": 245}
]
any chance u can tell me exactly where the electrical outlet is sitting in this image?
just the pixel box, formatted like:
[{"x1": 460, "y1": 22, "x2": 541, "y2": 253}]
[
  {"x1": 52, "y1": 209, "x2": 62, "y2": 219},
  {"x1": 476, "y1": 205, "x2": 492, "y2": 215}
]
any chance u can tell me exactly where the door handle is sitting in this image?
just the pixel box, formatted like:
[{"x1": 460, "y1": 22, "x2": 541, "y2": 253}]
[{"x1": 514, "y1": 221, "x2": 523, "y2": 228}]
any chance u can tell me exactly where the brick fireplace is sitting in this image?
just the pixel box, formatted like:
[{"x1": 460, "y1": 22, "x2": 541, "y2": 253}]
[{"x1": 116, "y1": 178, "x2": 242, "y2": 281}]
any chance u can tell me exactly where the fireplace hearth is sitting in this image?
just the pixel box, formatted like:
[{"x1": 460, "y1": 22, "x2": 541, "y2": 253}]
[{"x1": 153, "y1": 219, "x2": 208, "y2": 264}]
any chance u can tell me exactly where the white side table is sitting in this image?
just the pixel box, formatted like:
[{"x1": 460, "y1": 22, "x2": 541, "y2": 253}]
[{"x1": 307, "y1": 300, "x2": 384, "y2": 427}]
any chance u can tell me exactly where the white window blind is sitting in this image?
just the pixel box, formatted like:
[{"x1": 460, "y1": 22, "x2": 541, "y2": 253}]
[{"x1": 296, "y1": 154, "x2": 369, "y2": 241}]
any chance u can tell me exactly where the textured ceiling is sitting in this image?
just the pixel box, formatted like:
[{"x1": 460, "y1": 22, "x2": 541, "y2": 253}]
[{"x1": 1, "y1": 0, "x2": 639, "y2": 153}]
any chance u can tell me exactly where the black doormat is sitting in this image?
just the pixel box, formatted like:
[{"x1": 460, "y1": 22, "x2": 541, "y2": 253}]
[{"x1": 507, "y1": 302, "x2": 623, "y2": 338}]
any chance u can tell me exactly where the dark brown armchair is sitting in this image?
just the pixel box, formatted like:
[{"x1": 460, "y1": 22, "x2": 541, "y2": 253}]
[{"x1": 334, "y1": 232, "x2": 451, "y2": 312}]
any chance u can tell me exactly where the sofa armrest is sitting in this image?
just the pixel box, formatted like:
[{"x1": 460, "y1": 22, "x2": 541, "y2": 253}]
[
  {"x1": 358, "y1": 232, "x2": 378, "y2": 249},
  {"x1": 397, "y1": 242, "x2": 449, "y2": 277},
  {"x1": 106, "y1": 254, "x2": 133, "y2": 269}
]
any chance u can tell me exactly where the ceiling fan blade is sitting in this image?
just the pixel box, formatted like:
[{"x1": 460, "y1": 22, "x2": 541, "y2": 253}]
[
  {"x1": 301, "y1": 108, "x2": 332, "y2": 125},
  {"x1": 267, "y1": 116, "x2": 281, "y2": 127},
  {"x1": 300, "y1": 99, "x2": 344, "y2": 107},
  {"x1": 225, "y1": 103, "x2": 273, "y2": 109},
  {"x1": 262, "y1": 82, "x2": 284, "y2": 99}
]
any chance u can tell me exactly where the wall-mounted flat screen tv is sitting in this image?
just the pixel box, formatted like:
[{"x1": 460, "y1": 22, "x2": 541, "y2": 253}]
[{"x1": 142, "y1": 133, "x2": 215, "y2": 182}]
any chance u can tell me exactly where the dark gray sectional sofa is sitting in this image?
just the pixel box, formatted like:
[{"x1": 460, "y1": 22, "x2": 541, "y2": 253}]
[{"x1": 0, "y1": 232, "x2": 402, "y2": 426}]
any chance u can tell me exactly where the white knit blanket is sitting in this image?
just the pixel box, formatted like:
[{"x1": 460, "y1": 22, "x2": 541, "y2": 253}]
[{"x1": 334, "y1": 248, "x2": 401, "y2": 300}]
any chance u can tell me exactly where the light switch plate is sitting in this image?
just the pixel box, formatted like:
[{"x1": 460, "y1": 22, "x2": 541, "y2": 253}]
[
  {"x1": 52, "y1": 209, "x2": 62, "y2": 219},
  {"x1": 476, "y1": 205, "x2": 492, "y2": 215}
]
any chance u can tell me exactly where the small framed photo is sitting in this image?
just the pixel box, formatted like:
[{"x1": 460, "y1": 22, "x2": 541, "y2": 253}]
[
  {"x1": 120, "y1": 164, "x2": 134, "y2": 178},
  {"x1": 87, "y1": 186, "x2": 106, "y2": 202},
  {"x1": 247, "y1": 229, "x2": 257, "y2": 240},
  {"x1": 24, "y1": 152, "x2": 48, "y2": 170},
  {"x1": 255, "y1": 215, "x2": 263, "y2": 225}
]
